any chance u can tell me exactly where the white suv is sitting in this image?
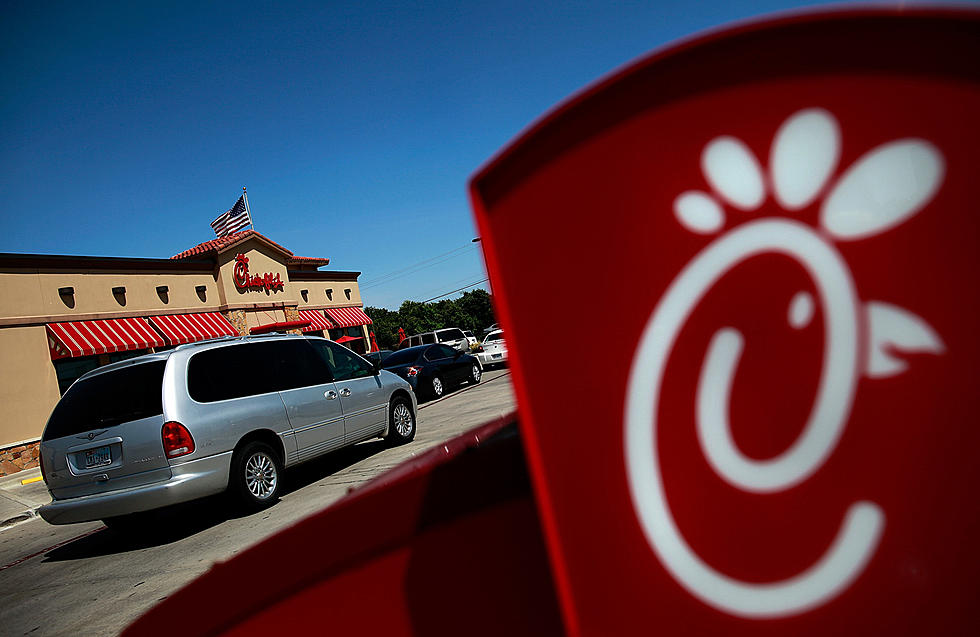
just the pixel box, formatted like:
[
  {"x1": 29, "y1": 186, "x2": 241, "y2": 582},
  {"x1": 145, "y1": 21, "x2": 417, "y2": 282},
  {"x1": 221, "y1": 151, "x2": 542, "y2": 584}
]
[
  {"x1": 398, "y1": 328, "x2": 470, "y2": 352},
  {"x1": 476, "y1": 329, "x2": 508, "y2": 368}
]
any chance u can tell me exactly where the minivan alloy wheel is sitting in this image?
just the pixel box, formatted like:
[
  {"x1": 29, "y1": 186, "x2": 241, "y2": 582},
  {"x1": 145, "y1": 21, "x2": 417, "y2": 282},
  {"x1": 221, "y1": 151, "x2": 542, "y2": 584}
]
[
  {"x1": 393, "y1": 402, "x2": 414, "y2": 437},
  {"x1": 245, "y1": 451, "x2": 278, "y2": 500}
]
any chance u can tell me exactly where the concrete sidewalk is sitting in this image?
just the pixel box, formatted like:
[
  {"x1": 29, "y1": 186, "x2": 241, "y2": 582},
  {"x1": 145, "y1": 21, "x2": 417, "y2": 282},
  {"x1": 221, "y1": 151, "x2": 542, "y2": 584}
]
[{"x1": 0, "y1": 468, "x2": 50, "y2": 529}]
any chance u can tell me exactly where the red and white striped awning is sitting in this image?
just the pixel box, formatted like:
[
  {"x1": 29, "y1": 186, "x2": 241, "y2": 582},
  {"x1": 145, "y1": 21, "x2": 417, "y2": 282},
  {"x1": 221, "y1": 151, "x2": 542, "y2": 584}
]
[
  {"x1": 149, "y1": 312, "x2": 238, "y2": 346},
  {"x1": 323, "y1": 306, "x2": 373, "y2": 328},
  {"x1": 297, "y1": 310, "x2": 334, "y2": 333},
  {"x1": 47, "y1": 318, "x2": 166, "y2": 360}
]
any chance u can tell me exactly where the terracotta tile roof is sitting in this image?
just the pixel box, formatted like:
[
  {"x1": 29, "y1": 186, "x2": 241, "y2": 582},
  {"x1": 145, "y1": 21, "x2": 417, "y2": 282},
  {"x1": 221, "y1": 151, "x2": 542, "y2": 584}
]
[
  {"x1": 171, "y1": 230, "x2": 327, "y2": 266},
  {"x1": 171, "y1": 231, "x2": 261, "y2": 260},
  {"x1": 287, "y1": 255, "x2": 331, "y2": 266}
]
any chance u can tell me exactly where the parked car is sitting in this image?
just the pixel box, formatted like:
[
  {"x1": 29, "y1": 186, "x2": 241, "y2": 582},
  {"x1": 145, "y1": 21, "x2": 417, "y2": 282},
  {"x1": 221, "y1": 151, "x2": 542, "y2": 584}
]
[
  {"x1": 462, "y1": 330, "x2": 478, "y2": 349},
  {"x1": 37, "y1": 334, "x2": 417, "y2": 528},
  {"x1": 397, "y1": 327, "x2": 470, "y2": 352},
  {"x1": 382, "y1": 343, "x2": 482, "y2": 400},
  {"x1": 477, "y1": 329, "x2": 508, "y2": 368}
]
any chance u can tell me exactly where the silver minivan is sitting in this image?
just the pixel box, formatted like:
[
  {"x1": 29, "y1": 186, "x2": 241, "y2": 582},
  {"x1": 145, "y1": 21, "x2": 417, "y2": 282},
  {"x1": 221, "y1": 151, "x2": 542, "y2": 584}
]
[{"x1": 38, "y1": 335, "x2": 417, "y2": 527}]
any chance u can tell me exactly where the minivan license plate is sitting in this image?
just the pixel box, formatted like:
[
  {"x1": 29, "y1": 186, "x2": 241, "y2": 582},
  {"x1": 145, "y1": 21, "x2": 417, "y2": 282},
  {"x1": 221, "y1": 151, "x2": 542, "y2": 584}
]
[{"x1": 85, "y1": 446, "x2": 111, "y2": 469}]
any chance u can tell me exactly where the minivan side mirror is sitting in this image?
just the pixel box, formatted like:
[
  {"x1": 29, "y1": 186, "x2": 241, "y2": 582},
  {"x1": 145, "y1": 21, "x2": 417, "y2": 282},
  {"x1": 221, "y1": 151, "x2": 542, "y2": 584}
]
[{"x1": 371, "y1": 359, "x2": 382, "y2": 375}]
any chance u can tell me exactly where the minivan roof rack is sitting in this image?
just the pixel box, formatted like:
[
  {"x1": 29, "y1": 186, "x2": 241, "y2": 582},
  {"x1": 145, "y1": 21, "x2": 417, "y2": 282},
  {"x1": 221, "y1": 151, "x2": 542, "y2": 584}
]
[
  {"x1": 172, "y1": 332, "x2": 306, "y2": 351},
  {"x1": 174, "y1": 335, "x2": 246, "y2": 350}
]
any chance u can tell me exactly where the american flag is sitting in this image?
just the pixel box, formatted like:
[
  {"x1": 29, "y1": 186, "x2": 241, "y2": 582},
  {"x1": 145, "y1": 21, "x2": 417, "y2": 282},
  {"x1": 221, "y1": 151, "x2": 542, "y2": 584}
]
[{"x1": 210, "y1": 194, "x2": 251, "y2": 237}]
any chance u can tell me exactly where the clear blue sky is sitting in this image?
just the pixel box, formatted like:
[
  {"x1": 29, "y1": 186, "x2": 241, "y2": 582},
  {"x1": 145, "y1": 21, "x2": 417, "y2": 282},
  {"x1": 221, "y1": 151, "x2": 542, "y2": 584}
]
[{"x1": 0, "y1": 0, "x2": 950, "y2": 309}]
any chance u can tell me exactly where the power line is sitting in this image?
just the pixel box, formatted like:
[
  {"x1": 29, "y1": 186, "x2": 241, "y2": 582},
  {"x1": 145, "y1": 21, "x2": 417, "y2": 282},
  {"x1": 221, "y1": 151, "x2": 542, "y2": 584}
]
[
  {"x1": 360, "y1": 244, "x2": 479, "y2": 290},
  {"x1": 413, "y1": 272, "x2": 487, "y2": 300},
  {"x1": 419, "y1": 278, "x2": 489, "y2": 303}
]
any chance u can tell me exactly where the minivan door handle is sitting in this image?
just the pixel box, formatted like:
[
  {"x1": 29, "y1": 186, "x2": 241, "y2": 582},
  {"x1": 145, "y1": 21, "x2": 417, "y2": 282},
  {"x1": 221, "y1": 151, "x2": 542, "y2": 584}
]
[
  {"x1": 339, "y1": 388, "x2": 352, "y2": 397},
  {"x1": 324, "y1": 390, "x2": 338, "y2": 400}
]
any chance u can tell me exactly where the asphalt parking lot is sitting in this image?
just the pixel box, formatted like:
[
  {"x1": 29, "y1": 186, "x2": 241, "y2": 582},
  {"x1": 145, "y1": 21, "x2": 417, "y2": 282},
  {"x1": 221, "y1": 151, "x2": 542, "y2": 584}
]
[{"x1": 0, "y1": 368, "x2": 515, "y2": 637}]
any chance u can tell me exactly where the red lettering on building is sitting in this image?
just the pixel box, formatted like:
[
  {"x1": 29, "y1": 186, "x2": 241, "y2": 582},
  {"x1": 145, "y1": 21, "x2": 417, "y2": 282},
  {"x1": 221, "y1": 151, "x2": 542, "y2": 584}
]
[{"x1": 233, "y1": 253, "x2": 284, "y2": 292}]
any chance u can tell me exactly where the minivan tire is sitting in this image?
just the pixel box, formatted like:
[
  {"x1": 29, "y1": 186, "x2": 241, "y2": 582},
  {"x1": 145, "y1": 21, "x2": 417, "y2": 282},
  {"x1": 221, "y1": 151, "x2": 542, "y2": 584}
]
[
  {"x1": 386, "y1": 397, "x2": 416, "y2": 446},
  {"x1": 230, "y1": 441, "x2": 283, "y2": 509}
]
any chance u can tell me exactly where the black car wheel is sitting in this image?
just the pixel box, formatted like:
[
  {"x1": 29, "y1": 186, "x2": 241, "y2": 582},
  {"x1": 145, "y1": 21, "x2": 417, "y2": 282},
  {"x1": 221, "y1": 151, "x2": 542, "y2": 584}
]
[
  {"x1": 386, "y1": 396, "x2": 416, "y2": 445},
  {"x1": 230, "y1": 441, "x2": 282, "y2": 509},
  {"x1": 430, "y1": 374, "x2": 444, "y2": 399}
]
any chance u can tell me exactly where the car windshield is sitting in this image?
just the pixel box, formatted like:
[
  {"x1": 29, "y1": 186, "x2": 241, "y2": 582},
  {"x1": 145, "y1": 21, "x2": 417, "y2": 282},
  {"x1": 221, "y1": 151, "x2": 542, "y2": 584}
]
[
  {"x1": 43, "y1": 361, "x2": 167, "y2": 440},
  {"x1": 484, "y1": 331, "x2": 504, "y2": 342},
  {"x1": 383, "y1": 348, "x2": 421, "y2": 367}
]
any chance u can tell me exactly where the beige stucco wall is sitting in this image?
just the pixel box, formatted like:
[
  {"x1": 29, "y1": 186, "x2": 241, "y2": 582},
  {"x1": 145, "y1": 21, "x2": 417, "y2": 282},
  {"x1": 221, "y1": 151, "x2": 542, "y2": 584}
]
[
  {"x1": 294, "y1": 281, "x2": 363, "y2": 308},
  {"x1": 245, "y1": 308, "x2": 287, "y2": 331},
  {"x1": 0, "y1": 326, "x2": 61, "y2": 445},
  {"x1": 216, "y1": 240, "x2": 291, "y2": 306},
  {"x1": 213, "y1": 238, "x2": 364, "y2": 310},
  {"x1": 0, "y1": 270, "x2": 220, "y2": 324}
]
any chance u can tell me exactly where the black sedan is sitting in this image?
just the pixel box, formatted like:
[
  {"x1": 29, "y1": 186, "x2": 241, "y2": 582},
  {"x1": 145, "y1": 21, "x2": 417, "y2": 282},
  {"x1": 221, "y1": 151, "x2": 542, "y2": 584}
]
[
  {"x1": 364, "y1": 349, "x2": 393, "y2": 365},
  {"x1": 381, "y1": 343, "x2": 482, "y2": 400}
]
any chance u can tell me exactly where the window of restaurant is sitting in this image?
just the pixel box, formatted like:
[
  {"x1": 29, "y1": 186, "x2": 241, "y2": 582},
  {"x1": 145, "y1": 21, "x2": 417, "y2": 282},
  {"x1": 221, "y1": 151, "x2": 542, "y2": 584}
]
[
  {"x1": 55, "y1": 357, "x2": 100, "y2": 396},
  {"x1": 328, "y1": 326, "x2": 367, "y2": 355},
  {"x1": 54, "y1": 349, "x2": 154, "y2": 396}
]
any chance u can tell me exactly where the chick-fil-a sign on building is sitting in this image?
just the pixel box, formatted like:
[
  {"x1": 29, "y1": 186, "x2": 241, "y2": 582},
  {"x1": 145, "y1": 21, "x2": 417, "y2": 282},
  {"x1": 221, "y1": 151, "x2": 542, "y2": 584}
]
[
  {"x1": 233, "y1": 253, "x2": 283, "y2": 293},
  {"x1": 470, "y1": 9, "x2": 980, "y2": 636}
]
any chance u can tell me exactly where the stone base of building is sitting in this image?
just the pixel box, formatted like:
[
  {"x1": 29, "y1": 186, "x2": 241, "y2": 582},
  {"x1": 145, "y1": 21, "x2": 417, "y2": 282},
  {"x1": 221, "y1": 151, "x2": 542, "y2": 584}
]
[{"x1": 0, "y1": 441, "x2": 40, "y2": 476}]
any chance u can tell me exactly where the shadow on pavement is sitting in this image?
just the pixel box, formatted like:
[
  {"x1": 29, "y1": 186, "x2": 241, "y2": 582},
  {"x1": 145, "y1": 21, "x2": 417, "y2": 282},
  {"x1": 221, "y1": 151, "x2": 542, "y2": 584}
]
[
  {"x1": 279, "y1": 439, "x2": 388, "y2": 496},
  {"x1": 42, "y1": 439, "x2": 391, "y2": 561}
]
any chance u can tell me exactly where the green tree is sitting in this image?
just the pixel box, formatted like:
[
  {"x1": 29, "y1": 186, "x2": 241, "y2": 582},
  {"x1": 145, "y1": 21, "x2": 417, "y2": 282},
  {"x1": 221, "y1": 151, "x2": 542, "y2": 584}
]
[
  {"x1": 455, "y1": 289, "x2": 496, "y2": 335},
  {"x1": 363, "y1": 306, "x2": 401, "y2": 350},
  {"x1": 363, "y1": 289, "x2": 498, "y2": 349},
  {"x1": 397, "y1": 300, "x2": 439, "y2": 335}
]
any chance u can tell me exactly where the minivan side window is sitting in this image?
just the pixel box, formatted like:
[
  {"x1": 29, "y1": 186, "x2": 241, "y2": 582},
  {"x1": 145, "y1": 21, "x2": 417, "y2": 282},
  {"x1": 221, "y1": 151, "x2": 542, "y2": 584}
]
[
  {"x1": 421, "y1": 333, "x2": 436, "y2": 344},
  {"x1": 188, "y1": 341, "x2": 331, "y2": 403},
  {"x1": 311, "y1": 340, "x2": 374, "y2": 382}
]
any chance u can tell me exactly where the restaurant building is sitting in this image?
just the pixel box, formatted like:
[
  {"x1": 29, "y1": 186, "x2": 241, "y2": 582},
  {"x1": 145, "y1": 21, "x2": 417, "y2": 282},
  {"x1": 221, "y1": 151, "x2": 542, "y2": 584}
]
[{"x1": 0, "y1": 230, "x2": 374, "y2": 476}]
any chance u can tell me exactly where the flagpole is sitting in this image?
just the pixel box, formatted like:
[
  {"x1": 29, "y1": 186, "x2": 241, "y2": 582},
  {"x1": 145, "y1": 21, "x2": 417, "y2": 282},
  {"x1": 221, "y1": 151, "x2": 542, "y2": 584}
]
[{"x1": 242, "y1": 186, "x2": 254, "y2": 232}]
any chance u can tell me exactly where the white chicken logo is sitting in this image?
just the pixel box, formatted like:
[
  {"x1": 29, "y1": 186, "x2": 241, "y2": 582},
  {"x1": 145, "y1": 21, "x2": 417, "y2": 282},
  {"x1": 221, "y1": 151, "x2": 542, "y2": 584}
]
[{"x1": 625, "y1": 108, "x2": 945, "y2": 619}]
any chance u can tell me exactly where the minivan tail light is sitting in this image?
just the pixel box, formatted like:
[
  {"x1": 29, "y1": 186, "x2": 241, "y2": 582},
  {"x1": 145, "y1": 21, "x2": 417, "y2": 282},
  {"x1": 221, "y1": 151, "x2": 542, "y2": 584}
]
[{"x1": 162, "y1": 421, "x2": 195, "y2": 458}]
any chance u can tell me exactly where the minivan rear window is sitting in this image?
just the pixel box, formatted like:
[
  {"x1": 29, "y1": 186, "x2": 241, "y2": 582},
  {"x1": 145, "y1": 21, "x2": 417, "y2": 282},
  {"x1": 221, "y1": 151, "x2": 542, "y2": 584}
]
[{"x1": 43, "y1": 361, "x2": 167, "y2": 441}]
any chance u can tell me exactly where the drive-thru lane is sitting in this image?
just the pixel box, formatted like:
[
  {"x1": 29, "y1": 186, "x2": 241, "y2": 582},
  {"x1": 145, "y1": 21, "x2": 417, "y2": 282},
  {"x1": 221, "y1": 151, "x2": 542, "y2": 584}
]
[{"x1": 0, "y1": 369, "x2": 514, "y2": 637}]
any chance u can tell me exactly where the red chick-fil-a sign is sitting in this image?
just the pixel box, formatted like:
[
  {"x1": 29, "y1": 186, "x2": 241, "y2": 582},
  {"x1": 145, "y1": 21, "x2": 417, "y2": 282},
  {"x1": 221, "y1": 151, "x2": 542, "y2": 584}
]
[
  {"x1": 470, "y1": 8, "x2": 980, "y2": 636},
  {"x1": 233, "y1": 253, "x2": 283, "y2": 293}
]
